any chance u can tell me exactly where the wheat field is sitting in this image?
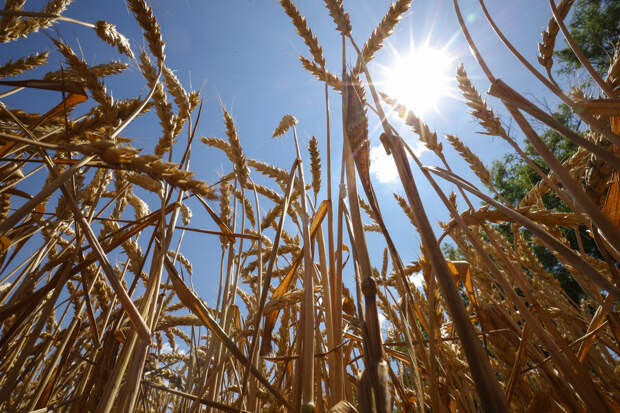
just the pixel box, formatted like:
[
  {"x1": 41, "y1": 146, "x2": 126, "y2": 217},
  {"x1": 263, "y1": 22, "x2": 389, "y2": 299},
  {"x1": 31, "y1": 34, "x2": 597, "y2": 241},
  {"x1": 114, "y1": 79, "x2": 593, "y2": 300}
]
[{"x1": 0, "y1": 0, "x2": 618, "y2": 412}]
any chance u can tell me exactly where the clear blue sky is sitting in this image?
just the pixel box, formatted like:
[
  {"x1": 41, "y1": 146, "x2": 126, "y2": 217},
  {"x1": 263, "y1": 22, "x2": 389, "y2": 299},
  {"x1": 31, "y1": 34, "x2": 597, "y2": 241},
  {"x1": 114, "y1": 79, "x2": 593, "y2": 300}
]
[{"x1": 1, "y1": 0, "x2": 569, "y2": 305}]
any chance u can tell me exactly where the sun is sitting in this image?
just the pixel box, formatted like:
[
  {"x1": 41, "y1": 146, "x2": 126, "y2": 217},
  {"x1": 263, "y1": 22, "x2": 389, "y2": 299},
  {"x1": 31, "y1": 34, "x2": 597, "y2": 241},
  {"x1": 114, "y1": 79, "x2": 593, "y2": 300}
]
[{"x1": 382, "y1": 47, "x2": 453, "y2": 116}]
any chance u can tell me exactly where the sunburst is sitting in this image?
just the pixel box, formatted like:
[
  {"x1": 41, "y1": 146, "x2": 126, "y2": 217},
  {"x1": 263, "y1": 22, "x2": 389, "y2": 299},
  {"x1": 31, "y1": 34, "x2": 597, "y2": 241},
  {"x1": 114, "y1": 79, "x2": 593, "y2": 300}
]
[{"x1": 381, "y1": 46, "x2": 453, "y2": 116}]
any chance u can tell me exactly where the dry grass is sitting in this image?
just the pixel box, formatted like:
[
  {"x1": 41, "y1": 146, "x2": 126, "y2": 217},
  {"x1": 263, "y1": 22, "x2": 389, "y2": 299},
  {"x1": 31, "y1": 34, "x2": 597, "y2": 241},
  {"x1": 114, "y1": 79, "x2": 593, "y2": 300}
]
[{"x1": 0, "y1": 0, "x2": 618, "y2": 412}]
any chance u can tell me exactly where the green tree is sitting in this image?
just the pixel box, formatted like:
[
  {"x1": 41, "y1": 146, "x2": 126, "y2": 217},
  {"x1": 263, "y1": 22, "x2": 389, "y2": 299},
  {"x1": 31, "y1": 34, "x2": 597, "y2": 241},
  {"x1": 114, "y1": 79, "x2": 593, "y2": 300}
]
[
  {"x1": 555, "y1": 0, "x2": 620, "y2": 74},
  {"x1": 491, "y1": 104, "x2": 578, "y2": 206},
  {"x1": 487, "y1": 1, "x2": 619, "y2": 304}
]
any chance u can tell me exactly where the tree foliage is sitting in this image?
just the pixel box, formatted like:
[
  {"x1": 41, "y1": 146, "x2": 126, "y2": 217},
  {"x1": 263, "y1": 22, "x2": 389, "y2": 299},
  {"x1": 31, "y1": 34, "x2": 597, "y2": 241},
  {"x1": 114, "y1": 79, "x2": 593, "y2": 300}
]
[
  {"x1": 555, "y1": 0, "x2": 620, "y2": 73},
  {"x1": 487, "y1": 1, "x2": 618, "y2": 303}
]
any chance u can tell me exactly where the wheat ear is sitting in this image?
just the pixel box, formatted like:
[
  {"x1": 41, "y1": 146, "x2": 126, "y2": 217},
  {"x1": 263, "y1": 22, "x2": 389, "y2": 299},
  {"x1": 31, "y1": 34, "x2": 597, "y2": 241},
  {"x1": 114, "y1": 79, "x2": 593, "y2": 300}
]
[
  {"x1": 94, "y1": 20, "x2": 134, "y2": 58},
  {"x1": 280, "y1": 0, "x2": 325, "y2": 67},
  {"x1": 0, "y1": 51, "x2": 49, "y2": 78},
  {"x1": 354, "y1": 0, "x2": 412, "y2": 73}
]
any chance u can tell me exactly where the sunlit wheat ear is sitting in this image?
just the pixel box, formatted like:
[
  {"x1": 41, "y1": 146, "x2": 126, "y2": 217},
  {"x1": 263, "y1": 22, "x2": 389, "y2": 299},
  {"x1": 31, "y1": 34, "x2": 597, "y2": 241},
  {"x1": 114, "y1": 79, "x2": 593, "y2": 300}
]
[
  {"x1": 354, "y1": 0, "x2": 412, "y2": 73},
  {"x1": 260, "y1": 198, "x2": 287, "y2": 231},
  {"x1": 299, "y1": 56, "x2": 343, "y2": 91},
  {"x1": 0, "y1": 51, "x2": 49, "y2": 78},
  {"x1": 162, "y1": 65, "x2": 191, "y2": 126},
  {"x1": 248, "y1": 159, "x2": 289, "y2": 186},
  {"x1": 127, "y1": 0, "x2": 165, "y2": 62},
  {"x1": 52, "y1": 38, "x2": 112, "y2": 109},
  {"x1": 456, "y1": 64, "x2": 507, "y2": 139},
  {"x1": 0, "y1": 193, "x2": 10, "y2": 222},
  {"x1": 378, "y1": 247, "x2": 388, "y2": 278},
  {"x1": 323, "y1": 0, "x2": 351, "y2": 36},
  {"x1": 138, "y1": 52, "x2": 176, "y2": 156},
  {"x1": 307, "y1": 136, "x2": 321, "y2": 199},
  {"x1": 344, "y1": 72, "x2": 368, "y2": 156},
  {"x1": 280, "y1": 0, "x2": 325, "y2": 67},
  {"x1": 111, "y1": 170, "x2": 130, "y2": 219},
  {"x1": 95, "y1": 20, "x2": 134, "y2": 58},
  {"x1": 43, "y1": 61, "x2": 128, "y2": 81},
  {"x1": 253, "y1": 183, "x2": 285, "y2": 205},
  {"x1": 273, "y1": 114, "x2": 298, "y2": 138},
  {"x1": 358, "y1": 196, "x2": 377, "y2": 224},
  {"x1": 127, "y1": 173, "x2": 162, "y2": 195},
  {"x1": 167, "y1": 251, "x2": 192, "y2": 275},
  {"x1": 0, "y1": 0, "x2": 73, "y2": 43},
  {"x1": 219, "y1": 180, "x2": 232, "y2": 246},
  {"x1": 61, "y1": 141, "x2": 218, "y2": 198},
  {"x1": 537, "y1": 0, "x2": 574, "y2": 72},
  {"x1": 393, "y1": 193, "x2": 418, "y2": 230},
  {"x1": 0, "y1": 1, "x2": 25, "y2": 43},
  {"x1": 381, "y1": 92, "x2": 442, "y2": 157},
  {"x1": 201, "y1": 136, "x2": 233, "y2": 158},
  {"x1": 446, "y1": 205, "x2": 588, "y2": 232},
  {"x1": 519, "y1": 146, "x2": 589, "y2": 209},
  {"x1": 180, "y1": 203, "x2": 192, "y2": 225},
  {"x1": 607, "y1": 37, "x2": 620, "y2": 90},
  {"x1": 445, "y1": 134, "x2": 491, "y2": 188},
  {"x1": 127, "y1": 193, "x2": 150, "y2": 219},
  {"x1": 234, "y1": 187, "x2": 256, "y2": 228},
  {"x1": 68, "y1": 97, "x2": 149, "y2": 141},
  {"x1": 221, "y1": 109, "x2": 250, "y2": 188}
]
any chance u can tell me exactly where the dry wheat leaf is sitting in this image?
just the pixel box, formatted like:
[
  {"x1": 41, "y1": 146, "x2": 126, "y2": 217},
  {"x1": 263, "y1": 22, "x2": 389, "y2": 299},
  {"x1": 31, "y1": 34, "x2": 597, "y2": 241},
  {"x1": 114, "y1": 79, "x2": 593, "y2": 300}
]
[
  {"x1": 447, "y1": 260, "x2": 477, "y2": 307},
  {"x1": 260, "y1": 200, "x2": 328, "y2": 355},
  {"x1": 0, "y1": 236, "x2": 9, "y2": 252},
  {"x1": 576, "y1": 305, "x2": 608, "y2": 363}
]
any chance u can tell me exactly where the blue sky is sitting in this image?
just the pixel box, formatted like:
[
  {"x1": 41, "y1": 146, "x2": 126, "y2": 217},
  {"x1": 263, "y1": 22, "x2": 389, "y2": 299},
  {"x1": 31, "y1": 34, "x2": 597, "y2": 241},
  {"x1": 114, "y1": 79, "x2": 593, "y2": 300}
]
[{"x1": 1, "y1": 1, "x2": 571, "y2": 306}]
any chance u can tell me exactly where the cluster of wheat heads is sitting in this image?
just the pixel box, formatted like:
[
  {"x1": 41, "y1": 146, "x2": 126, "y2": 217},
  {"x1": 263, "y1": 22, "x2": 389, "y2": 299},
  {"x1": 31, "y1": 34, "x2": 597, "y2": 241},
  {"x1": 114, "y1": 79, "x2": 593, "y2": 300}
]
[{"x1": 0, "y1": 0, "x2": 619, "y2": 412}]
